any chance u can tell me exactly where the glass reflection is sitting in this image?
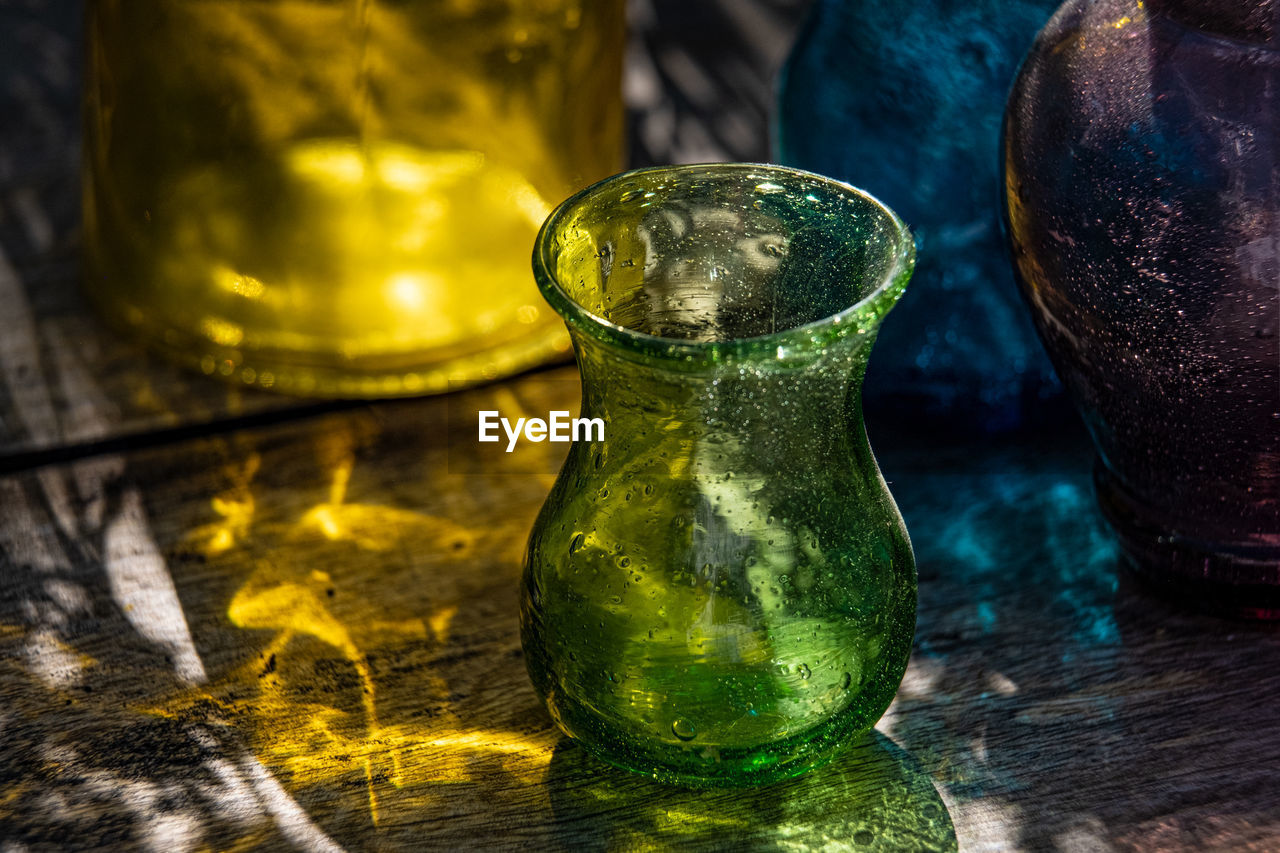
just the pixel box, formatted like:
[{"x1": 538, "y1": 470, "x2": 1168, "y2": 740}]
[{"x1": 546, "y1": 731, "x2": 956, "y2": 851}]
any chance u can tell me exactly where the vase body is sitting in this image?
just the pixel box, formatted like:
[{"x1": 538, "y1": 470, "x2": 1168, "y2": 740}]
[
  {"x1": 777, "y1": 0, "x2": 1061, "y2": 431},
  {"x1": 83, "y1": 0, "x2": 625, "y2": 397},
  {"x1": 1004, "y1": 0, "x2": 1280, "y2": 616},
  {"x1": 521, "y1": 164, "x2": 918, "y2": 786}
]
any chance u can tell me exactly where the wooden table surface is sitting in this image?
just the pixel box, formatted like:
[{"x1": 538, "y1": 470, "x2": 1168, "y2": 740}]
[{"x1": 3, "y1": 2, "x2": 1280, "y2": 851}]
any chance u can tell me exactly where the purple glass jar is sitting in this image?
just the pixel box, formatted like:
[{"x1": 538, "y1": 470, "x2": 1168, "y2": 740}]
[{"x1": 1004, "y1": 0, "x2": 1280, "y2": 616}]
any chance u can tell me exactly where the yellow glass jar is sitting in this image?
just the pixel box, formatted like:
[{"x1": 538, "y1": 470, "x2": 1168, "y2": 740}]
[{"x1": 83, "y1": 0, "x2": 626, "y2": 397}]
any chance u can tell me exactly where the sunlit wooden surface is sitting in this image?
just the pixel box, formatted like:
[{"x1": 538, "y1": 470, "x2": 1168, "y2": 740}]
[
  {"x1": 6, "y1": 359, "x2": 1280, "y2": 850},
  {"x1": 4, "y1": 2, "x2": 1280, "y2": 852}
]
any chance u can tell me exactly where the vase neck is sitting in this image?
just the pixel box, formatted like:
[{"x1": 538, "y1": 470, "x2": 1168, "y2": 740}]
[
  {"x1": 572, "y1": 332, "x2": 872, "y2": 466},
  {"x1": 1149, "y1": 0, "x2": 1280, "y2": 46}
]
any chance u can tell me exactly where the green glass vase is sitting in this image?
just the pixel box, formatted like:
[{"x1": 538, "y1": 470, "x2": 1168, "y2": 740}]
[{"x1": 521, "y1": 164, "x2": 918, "y2": 787}]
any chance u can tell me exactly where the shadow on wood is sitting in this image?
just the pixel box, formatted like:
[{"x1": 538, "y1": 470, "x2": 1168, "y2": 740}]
[
  {"x1": 878, "y1": 433, "x2": 1280, "y2": 851},
  {"x1": 545, "y1": 732, "x2": 955, "y2": 852}
]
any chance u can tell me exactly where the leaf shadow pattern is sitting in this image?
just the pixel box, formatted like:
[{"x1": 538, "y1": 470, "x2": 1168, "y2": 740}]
[{"x1": 0, "y1": 467, "x2": 342, "y2": 851}]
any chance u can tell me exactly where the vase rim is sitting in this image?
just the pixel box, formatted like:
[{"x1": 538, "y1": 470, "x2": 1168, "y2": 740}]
[{"x1": 532, "y1": 163, "x2": 916, "y2": 366}]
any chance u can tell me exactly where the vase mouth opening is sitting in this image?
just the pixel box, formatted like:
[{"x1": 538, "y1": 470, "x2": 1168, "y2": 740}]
[{"x1": 532, "y1": 163, "x2": 915, "y2": 365}]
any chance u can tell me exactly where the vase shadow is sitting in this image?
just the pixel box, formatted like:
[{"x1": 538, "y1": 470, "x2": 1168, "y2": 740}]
[{"x1": 543, "y1": 731, "x2": 957, "y2": 852}]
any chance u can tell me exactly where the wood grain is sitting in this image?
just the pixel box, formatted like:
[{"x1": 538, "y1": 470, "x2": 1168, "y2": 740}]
[{"x1": 4, "y1": 371, "x2": 1280, "y2": 850}]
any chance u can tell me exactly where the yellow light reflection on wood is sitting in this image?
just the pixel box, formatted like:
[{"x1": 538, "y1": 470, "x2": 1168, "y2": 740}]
[{"x1": 154, "y1": 436, "x2": 551, "y2": 828}]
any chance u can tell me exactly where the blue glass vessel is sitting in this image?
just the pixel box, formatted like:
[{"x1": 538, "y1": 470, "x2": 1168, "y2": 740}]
[{"x1": 776, "y1": 0, "x2": 1061, "y2": 431}]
